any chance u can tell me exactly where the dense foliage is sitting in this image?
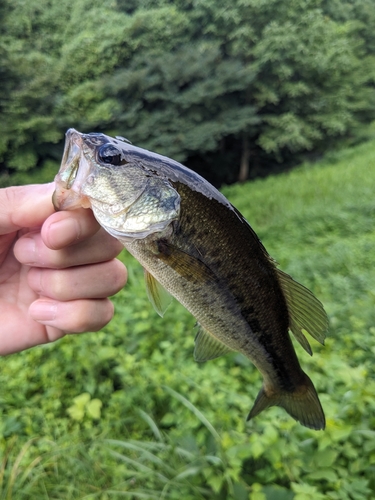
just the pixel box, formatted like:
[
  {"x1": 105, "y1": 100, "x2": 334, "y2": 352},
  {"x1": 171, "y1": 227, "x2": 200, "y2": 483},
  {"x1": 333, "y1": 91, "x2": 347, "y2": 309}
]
[
  {"x1": 1, "y1": 139, "x2": 375, "y2": 498},
  {"x1": 1, "y1": 0, "x2": 375, "y2": 185}
]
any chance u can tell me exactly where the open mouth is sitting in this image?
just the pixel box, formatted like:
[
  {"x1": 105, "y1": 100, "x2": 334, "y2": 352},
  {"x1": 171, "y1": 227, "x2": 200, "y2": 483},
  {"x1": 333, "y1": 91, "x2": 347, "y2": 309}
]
[
  {"x1": 52, "y1": 129, "x2": 91, "y2": 211},
  {"x1": 58, "y1": 129, "x2": 85, "y2": 189},
  {"x1": 59, "y1": 143, "x2": 80, "y2": 189}
]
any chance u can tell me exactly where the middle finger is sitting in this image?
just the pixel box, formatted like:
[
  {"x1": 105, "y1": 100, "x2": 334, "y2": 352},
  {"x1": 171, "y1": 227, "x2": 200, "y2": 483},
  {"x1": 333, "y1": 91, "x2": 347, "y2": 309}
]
[
  {"x1": 15, "y1": 227, "x2": 123, "y2": 269},
  {"x1": 27, "y1": 259, "x2": 127, "y2": 301}
]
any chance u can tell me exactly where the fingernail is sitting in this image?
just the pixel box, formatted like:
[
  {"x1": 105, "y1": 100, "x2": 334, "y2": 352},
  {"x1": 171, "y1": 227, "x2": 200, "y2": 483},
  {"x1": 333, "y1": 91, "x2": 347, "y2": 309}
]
[
  {"x1": 29, "y1": 300, "x2": 57, "y2": 323},
  {"x1": 15, "y1": 235, "x2": 36, "y2": 265},
  {"x1": 48, "y1": 218, "x2": 80, "y2": 248}
]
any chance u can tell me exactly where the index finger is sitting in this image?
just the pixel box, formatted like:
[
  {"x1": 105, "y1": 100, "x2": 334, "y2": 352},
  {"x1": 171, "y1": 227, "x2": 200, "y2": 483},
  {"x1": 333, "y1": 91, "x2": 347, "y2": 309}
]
[
  {"x1": 0, "y1": 184, "x2": 55, "y2": 235},
  {"x1": 41, "y1": 208, "x2": 101, "y2": 249}
]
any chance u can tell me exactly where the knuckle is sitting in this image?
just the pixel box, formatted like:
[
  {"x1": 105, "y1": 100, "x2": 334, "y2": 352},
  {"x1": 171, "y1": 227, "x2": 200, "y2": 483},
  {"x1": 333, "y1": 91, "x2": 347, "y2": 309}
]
[
  {"x1": 73, "y1": 299, "x2": 114, "y2": 333},
  {"x1": 71, "y1": 312, "x2": 90, "y2": 333},
  {"x1": 103, "y1": 299, "x2": 115, "y2": 324},
  {"x1": 45, "y1": 326, "x2": 66, "y2": 343},
  {"x1": 1, "y1": 187, "x2": 19, "y2": 226},
  {"x1": 51, "y1": 249, "x2": 71, "y2": 269},
  {"x1": 48, "y1": 271, "x2": 69, "y2": 300},
  {"x1": 91, "y1": 300, "x2": 114, "y2": 331},
  {"x1": 111, "y1": 260, "x2": 128, "y2": 293}
]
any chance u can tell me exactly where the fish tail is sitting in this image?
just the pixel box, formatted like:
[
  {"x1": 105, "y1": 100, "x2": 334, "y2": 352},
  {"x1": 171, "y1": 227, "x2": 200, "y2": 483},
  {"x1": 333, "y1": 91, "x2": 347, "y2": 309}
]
[{"x1": 247, "y1": 373, "x2": 325, "y2": 430}]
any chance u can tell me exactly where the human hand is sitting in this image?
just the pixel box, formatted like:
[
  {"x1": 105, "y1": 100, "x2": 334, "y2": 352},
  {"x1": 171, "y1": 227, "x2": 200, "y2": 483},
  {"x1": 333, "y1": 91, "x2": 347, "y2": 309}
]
[{"x1": 0, "y1": 183, "x2": 127, "y2": 355}]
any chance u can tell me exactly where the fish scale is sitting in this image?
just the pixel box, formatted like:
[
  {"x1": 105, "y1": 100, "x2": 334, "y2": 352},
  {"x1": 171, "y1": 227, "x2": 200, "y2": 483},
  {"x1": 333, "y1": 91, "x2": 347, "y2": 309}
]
[{"x1": 53, "y1": 128, "x2": 329, "y2": 430}]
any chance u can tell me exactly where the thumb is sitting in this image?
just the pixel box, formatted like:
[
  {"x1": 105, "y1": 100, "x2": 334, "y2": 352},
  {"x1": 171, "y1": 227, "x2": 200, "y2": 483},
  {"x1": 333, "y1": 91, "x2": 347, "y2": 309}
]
[{"x1": 0, "y1": 183, "x2": 55, "y2": 235}]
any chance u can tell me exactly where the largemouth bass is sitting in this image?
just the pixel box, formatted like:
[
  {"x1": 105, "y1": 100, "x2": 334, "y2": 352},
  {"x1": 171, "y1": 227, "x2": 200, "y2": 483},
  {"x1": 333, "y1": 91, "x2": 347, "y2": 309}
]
[{"x1": 53, "y1": 129, "x2": 328, "y2": 430}]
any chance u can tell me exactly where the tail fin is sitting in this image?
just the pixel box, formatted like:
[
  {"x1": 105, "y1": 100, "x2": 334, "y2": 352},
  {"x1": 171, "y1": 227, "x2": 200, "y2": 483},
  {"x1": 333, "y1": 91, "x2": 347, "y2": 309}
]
[{"x1": 247, "y1": 374, "x2": 325, "y2": 430}]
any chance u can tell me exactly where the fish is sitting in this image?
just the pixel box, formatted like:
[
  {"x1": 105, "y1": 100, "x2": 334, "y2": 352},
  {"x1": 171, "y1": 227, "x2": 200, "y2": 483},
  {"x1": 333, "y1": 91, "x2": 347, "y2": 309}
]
[{"x1": 53, "y1": 128, "x2": 328, "y2": 430}]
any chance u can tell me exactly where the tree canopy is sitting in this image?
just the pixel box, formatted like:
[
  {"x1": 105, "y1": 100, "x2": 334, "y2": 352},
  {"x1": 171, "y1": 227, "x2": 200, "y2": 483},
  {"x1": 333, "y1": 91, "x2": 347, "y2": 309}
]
[{"x1": 1, "y1": 0, "x2": 375, "y2": 185}]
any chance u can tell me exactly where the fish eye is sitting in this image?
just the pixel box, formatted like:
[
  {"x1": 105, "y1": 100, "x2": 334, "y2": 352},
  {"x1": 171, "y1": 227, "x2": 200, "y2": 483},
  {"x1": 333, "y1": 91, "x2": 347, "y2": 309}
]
[{"x1": 97, "y1": 144, "x2": 123, "y2": 166}]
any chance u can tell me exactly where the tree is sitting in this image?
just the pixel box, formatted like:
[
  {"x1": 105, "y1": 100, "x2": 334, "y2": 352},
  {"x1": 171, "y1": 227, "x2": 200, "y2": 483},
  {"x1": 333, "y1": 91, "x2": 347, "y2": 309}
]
[
  {"x1": 1, "y1": 0, "x2": 374, "y2": 185},
  {"x1": 185, "y1": 0, "x2": 375, "y2": 178},
  {"x1": 105, "y1": 41, "x2": 258, "y2": 157},
  {"x1": 107, "y1": 0, "x2": 375, "y2": 181}
]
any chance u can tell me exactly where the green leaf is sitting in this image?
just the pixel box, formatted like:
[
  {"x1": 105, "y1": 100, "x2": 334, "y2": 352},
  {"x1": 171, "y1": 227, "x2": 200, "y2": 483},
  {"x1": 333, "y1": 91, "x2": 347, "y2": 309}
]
[
  {"x1": 313, "y1": 449, "x2": 338, "y2": 468},
  {"x1": 86, "y1": 399, "x2": 103, "y2": 420},
  {"x1": 306, "y1": 469, "x2": 338, "y2": 482}
]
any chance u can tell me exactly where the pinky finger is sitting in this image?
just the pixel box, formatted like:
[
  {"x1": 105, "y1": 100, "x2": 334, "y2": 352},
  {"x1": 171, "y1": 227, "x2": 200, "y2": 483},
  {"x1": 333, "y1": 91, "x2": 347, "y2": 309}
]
[{"x1": 29, "y1": 298, "x2": 115, "y2": 339}]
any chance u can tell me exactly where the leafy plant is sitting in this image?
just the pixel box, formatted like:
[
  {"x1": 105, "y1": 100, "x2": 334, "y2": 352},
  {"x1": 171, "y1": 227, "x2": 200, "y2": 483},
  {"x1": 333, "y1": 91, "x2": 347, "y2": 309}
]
[{"x1": 2, "y1": 139, "x2": 375, "y2": 497}]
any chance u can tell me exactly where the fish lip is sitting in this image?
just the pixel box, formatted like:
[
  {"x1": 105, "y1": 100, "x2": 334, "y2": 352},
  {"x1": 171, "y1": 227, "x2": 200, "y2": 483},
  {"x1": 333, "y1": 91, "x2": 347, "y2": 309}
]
[
  {"x1": 52, "y1": 189, "x2": 60, "y2": 211},
  {"x1": 65, "y1": 128, "x2": 84, "y2": 147},
  {"x1": 58, "y1": 129, "x2": 84, "y2": 188},
  {"x1": 52, "y1": 186, "x2": 87, "y2": 211},
  {"x1": 62, "y1": 128, "x2": 84, "y2": 163},
  {"x1": 53, "y1": 129, "x2": 90, "y2": 211}
]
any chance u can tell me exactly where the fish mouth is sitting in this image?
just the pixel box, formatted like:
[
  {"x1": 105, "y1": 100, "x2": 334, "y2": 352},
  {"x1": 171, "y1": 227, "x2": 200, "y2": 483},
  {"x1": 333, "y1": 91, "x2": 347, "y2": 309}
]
[
  {"x1": 53, "y1": 129, "x2": 91, "y2": 211},
  {"x1": 61, "y1": 131, "x2": 82, "y2": 185}
]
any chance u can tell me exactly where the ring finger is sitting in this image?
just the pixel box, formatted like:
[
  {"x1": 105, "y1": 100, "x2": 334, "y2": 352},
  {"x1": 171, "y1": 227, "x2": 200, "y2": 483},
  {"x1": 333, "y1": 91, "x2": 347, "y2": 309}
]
[{"x1": 29, "y1": 298, "x2": 115, "y2": 335}]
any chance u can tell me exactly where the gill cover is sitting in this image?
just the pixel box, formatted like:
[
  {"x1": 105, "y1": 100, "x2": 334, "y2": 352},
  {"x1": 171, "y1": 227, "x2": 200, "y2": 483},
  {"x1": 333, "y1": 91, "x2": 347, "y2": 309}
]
[{"x1": 54, "y1": 129, "x2": 181, "y2": 240}]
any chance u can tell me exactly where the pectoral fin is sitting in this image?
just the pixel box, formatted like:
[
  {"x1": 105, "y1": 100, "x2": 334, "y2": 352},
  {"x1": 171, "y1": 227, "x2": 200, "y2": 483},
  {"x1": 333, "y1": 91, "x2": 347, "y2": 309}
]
[
  {"x1": 156, "y1": 240, "x2": 214, "y2": 283},
  {"x1": 194, "y1": 326, "x2": 233, "y2": 362},
  {"x1": 144, "y1": 269, "x2": 172, "y2": 317},
  {"x1": 277, "y1": 269, "x2": 328, "y2": 355}
]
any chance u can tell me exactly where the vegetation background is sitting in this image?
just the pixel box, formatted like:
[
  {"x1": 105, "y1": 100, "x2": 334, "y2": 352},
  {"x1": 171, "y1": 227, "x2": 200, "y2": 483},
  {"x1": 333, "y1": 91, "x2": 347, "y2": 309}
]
[
  {"x1": 2, "y1": 0, "x2": 375, "y2": 187},
  {"x1": 1, "y1": 0, "x2": 375, "y2": 498}
]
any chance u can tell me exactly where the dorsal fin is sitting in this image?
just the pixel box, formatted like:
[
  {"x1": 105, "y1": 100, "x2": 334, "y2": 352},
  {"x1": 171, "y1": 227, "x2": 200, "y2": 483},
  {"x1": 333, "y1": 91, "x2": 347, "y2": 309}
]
[
  {"x1": 144, "y1": 269, "x2": 172, "y2": 317},
  {"x1": 194, "y1": 326, "x2": 233, "y2": 362},
  {"x1": 277, "y1": 269, "x2": 328, "y2": 355}
]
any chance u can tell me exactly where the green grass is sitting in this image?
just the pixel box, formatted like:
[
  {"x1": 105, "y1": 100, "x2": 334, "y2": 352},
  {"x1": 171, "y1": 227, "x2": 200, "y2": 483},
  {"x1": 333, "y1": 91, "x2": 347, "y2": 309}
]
[{"x1": 2, "y1": 139, "x2": 375, "y2": 498}]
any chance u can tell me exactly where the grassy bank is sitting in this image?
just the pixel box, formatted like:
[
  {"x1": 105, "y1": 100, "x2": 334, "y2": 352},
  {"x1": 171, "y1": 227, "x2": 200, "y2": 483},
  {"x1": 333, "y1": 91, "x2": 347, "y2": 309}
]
[{"x1": 1, "y1": 140, "x2": 375, "y2": 499}]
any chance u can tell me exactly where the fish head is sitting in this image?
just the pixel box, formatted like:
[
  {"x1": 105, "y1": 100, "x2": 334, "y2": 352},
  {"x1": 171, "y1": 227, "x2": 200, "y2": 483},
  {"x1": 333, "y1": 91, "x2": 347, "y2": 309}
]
[{"x1": 53, "y1": 129, "x2": 180, "y2": 240}]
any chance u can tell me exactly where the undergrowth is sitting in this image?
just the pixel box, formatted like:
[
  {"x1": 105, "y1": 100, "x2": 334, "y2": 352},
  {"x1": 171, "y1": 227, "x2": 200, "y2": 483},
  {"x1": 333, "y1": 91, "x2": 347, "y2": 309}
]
[{"x1": 1, "y1": 140, "x2": 375, "y2": 498}]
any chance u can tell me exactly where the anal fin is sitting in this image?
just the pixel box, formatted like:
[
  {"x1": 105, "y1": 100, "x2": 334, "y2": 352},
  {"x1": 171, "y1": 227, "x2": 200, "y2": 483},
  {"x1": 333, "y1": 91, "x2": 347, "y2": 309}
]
[{"x1": 194, "y1": 326, "x2": 233, "y2": 362}]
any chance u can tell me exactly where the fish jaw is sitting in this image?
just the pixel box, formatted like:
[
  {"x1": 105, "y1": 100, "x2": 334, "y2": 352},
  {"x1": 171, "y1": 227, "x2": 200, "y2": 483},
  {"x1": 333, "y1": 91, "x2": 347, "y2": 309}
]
[
  {"x1": 52, "y1": 185, "x2": 92, "y2": 211},
  {"x1": 53, "y1": 129, "x2": 93, "y2": 211}
]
